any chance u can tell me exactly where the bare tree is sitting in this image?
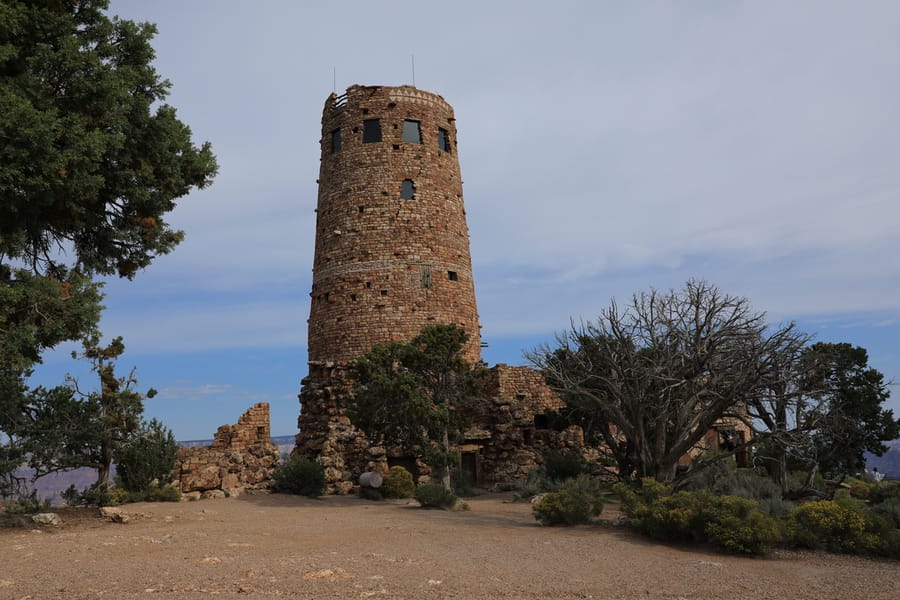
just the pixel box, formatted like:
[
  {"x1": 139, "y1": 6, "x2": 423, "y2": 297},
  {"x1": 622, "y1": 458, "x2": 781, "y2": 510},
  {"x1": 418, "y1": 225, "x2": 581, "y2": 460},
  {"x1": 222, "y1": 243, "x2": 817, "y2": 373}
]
[{"x1": 528, "y1": 280, "x2": 807, "y2": 484}]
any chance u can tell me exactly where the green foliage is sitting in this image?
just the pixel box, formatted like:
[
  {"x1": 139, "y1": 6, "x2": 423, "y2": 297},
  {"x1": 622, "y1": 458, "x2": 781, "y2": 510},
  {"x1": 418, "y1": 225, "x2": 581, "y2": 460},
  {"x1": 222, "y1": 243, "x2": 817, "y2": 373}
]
[
  {"x1": 0, "y1": 269, "x2": 102, "y2": 497},
  {"x1": 532, "y1": 487, "x2": 603, "y2": 526},
  {"x1": 1, "y1": 0, "x2": 215, "y2": 493},
  {"x1": 414, "y1": 482, "x2": 458, "y2": 509},
  {"x1": 682, "y1": 459, "x2": 782, "y2": 501},
  {"x1": 26, "y1": 336, "x2": 153, "y2": 487},
  {"x1": 802, "y1": 343, "x2": 898, "y2": 476},
  {"x1": 867, "y1": 480, "x2": 900, "y2": 504},
  {"x1": 789, "y1": 500, "x2": 872, "y2": 553},
  {"x1": 1, "y1": 493, "x2": 52, "y2": 526},
  {"x1": 115, "y1": 418, "x2": 178, "y2": 493},
  {"x1": 381, "y1": 466, "x2": 415, "y2": 499},
  {"x1": 871, "y1": 497, "x2": 900, "y2": 528},
  {"x1": 543, "y1": 450, "x2": 587, "y2": 481},
  {"x1": 0, "y1": 0, "x2": 217, "y2": 277},
  {"x1": 358, "y1": 486, "x2": 383, "y2": 501},
  {"x1": 271, "y1": 457, "x2": 325, "y2": 498},
  {"x1": 62, "y1": 482, "x2": 113, "y2": 507},
  {"x1": 351, "y1": 324, "x2": 486, "y2": 488},
  {"x1": 616, "y1": 479, "x2": 781, "y2": 555},
  {"x1": 848, "y1": 478, "x2": 874, "y2": 500}
]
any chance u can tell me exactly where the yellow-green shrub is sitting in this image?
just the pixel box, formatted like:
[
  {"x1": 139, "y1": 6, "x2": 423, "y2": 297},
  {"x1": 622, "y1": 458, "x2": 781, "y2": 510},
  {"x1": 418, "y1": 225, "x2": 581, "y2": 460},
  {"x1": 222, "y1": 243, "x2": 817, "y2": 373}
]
[
  {"x1": 533, "y1": 488, "x2": 602, "y2": 526},
  {"x1": 381, "y1": 466, "x2": 415, "y2": 498},
  {"x1": 615, "y1": 480, "x2": 780, "y2": 555}
]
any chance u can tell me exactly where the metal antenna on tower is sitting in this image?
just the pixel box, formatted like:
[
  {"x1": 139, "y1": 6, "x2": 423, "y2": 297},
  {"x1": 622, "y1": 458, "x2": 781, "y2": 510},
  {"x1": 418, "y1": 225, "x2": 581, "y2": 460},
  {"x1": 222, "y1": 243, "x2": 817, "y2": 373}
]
[
  {"x1": 332, "y1": 67, "x2": 336, "y2": 94},
  {"x1": 411, "y1": 54, "x2": 415, "y2": 87}
]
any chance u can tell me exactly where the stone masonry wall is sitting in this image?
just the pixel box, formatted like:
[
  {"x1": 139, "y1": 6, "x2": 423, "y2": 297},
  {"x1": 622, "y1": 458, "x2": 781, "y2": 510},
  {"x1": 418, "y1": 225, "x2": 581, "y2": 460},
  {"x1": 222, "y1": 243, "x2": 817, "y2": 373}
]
[
  {"x1": 174, "y1": 403, "x2": 280, "y2": 498},
  {"x1": 307, "y1": 85, "x2": 481, "y2": 365},
  {"x1": 475, "y1": 365, "x2": 583, "y2": 487}
]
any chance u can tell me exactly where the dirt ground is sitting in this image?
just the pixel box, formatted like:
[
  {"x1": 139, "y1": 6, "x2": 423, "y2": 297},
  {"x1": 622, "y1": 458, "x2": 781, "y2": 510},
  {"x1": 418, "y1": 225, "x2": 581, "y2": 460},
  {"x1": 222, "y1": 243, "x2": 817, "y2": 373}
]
[{"x1": 2, "y1": 492, "x2": 897, "y2": 600}]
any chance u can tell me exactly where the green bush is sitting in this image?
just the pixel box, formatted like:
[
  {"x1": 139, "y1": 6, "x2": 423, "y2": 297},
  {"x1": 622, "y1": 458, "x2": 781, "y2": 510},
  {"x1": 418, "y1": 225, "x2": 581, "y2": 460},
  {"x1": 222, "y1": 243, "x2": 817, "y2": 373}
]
[
  {"x1": 116, "y1": 419, "x2": 179, "y2": 493},
  {"x1": 381, "y1": 466, "x2": 415, "y2": 498},
  {"x1": 868, "y1": 480, "x2": 900, "y2": 504},
  {"x1": 533, "y1": 488, "x2": 602, "y2": 526},
  {"x1": 872, "y1": 497, "x2": 900, "y2": 528},
  {"x1": 414, "y1": 482, "x2": 457, "y2": 509},
  {"x1": 789, "y1": 499, "x2": 900, "y2": 557},
  {"x1": 271, "y1": 457, "x2": 325, "y2": 497},
  {"x1": 543, "y1": 450, "x2": 586, "y2": 481},
  {"x1": 682, "y1": 460, "x2": 781, "y2": 501},
  {"x1": 62, "y1": 482, "x2": 113, "y2": 507},
  {"x1": 848, "y1": 478, "x2": 874, "y2": 500},
  {"x1": 358, "y1": 486, "x2": 383, "y2": 501},
  {"x1": 615, "y1": 479, "x2": 780, "y2": 555},
  {"x1": 789, "y1": 500, "x2": 869, "y2": 553}
]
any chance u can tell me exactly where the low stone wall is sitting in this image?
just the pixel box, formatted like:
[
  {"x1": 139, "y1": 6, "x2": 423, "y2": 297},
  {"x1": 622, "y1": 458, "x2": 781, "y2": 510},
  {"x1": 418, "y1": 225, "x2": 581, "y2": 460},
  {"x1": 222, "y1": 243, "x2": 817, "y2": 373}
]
[{"x1": 173, "y1": 403, "x2": 280, "y2": 498}]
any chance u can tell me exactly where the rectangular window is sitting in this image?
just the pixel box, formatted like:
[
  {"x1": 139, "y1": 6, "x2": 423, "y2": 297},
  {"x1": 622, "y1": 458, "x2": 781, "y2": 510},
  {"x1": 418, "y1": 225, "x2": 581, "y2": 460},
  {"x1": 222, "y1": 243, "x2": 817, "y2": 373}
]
[
  {"x1": 421, "y1": 266, "x2": 432, "y2": 289},
  {"x1": 363, "y1": 119, "x2": 381, "y2": 143},
  {"x1": 437, "y1": 127, "x2": 451, "y2": 152},
  {"x1": 402, "y1": 119, "x2": 422, "y2": 144},
  {"x1": 401, "y1": 179, "x2": 415, "y2": 200},
  {"x1": 447, "y1": 271, "x2": 458, "y2": 281},
  {"x1": 330, "y1": 128, "x2": 341, "y2": 153}
]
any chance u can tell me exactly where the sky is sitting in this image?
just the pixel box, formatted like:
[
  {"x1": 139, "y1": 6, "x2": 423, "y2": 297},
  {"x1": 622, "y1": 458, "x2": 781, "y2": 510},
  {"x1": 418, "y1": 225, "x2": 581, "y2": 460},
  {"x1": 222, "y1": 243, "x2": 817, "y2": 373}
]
[{"x1": 30, "y1": 0, "x2": 900, "y2": 441}]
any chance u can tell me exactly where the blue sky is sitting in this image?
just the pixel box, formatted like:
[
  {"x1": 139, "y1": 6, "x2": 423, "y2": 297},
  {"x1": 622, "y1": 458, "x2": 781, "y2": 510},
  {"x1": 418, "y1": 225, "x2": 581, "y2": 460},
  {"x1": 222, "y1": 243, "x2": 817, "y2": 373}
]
[{"x1": 30, "y1": 1, "x2": 900, "y2": 440}]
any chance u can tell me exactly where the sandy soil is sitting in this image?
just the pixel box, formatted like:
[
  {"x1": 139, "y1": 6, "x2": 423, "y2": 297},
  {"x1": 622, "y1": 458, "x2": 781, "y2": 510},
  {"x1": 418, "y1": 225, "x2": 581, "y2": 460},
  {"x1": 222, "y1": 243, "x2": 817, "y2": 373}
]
[{"x1": 2, "y1": 492, "x2": 897, "y2": 600}]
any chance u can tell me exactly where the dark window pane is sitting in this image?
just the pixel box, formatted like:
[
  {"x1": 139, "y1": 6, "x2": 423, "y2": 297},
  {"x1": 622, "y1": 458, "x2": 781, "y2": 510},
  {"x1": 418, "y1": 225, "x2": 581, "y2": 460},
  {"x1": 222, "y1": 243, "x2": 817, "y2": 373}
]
[
  {"x1": 363, "y1": 119, "x2": 381, "y2": 143},
  {"x1": 401, "y1": 179, "x2": 415, "y2": 200},
  {"x1": 438, "y1": 127, "x2": 451, "y2": 152},
  {"x1": 402, "y1": 120, "x2": 422, "y2": 144},
  {"x1": 330, "y1": 128, "x2": 341, "y2": 153}
]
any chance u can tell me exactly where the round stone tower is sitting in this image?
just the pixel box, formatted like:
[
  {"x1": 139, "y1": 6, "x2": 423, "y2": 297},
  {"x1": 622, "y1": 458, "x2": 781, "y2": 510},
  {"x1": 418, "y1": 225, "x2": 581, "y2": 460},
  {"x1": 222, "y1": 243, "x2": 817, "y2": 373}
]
[
  {"x1": 308, "y1": 84, "x2": 481, "y2": 364},
  {"x1": 295, "y1": 85, "x2": 481, "y2": 488}
]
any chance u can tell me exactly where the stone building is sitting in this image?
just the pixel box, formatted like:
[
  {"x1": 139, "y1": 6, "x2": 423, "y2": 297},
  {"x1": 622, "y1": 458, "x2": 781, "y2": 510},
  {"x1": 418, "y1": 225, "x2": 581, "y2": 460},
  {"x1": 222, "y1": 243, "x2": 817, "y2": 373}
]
[{"x1": 294, "y1": 85, "x2": 572, "y2": 490}]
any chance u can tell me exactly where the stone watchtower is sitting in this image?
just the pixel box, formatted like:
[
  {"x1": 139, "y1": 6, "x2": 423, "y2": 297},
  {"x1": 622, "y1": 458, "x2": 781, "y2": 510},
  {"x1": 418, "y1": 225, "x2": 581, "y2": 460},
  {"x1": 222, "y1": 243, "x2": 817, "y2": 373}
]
[{"x1": 295, "y1": 85, "x2": 481, "y2": 487}]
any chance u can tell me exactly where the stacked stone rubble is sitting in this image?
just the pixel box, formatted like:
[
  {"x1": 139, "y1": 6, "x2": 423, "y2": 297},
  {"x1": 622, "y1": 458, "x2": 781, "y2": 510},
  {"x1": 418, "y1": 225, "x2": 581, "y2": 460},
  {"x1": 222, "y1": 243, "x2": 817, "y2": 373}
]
[{"x1": 174, "y1": 402, "x2": 280, "y2": 498}]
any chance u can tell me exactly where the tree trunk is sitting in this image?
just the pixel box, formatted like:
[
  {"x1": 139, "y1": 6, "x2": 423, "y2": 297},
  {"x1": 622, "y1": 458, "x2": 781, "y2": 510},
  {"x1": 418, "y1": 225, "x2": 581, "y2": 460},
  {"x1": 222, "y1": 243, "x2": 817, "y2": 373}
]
[
  {"x1": 97, "y1": 439, "x2": 113, "y2": 487},
  {"x1": 441, "y1": 429, "x2": 452, "y2": 491}
]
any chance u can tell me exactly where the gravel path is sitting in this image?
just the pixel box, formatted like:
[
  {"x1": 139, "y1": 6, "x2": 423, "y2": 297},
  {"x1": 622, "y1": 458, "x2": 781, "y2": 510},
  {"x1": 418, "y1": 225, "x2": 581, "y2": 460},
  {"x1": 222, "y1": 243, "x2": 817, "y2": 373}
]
[{"x1": 2, "y1": 492, "x2": 896, "y2": 599}]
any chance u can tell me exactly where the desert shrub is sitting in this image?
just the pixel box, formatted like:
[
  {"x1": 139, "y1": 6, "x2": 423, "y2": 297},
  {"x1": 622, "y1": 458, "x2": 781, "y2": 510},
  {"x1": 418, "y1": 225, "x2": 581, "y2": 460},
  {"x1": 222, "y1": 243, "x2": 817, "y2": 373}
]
[
  {"x1": 116, "y1": 419, "x2": 178, "y2": 493},
  {"x1": 699, "y1": 495, "x2": 782, "y2": 555},
  {"x1": 871, "y1": 497, "x2": 900, "y2": 528},
  {"x1": 757, "y1": 495, "x2": 796, "y2": 519},
  {"x1": 271, "y1": 457, "x2": 325, "y2": 497},
  {"x1": 616, "y1": 480, "x2": 780, "y2": 555},
  {"x1": 381, "y1": 466, "x2": 415, "y2": 499},
  {"x1": 868, "y1": 480, "x2": 900, "y2": 504},
  {"x1": 414, "y1": 482, "x2": 457, "y2": 509},
  {"x1": 62, "y1": 482, "x2": 113, "y2": 507},
  {"x1": 139, "y1": 484, "x2": 182, "y2": 503},
  {"x1": 789, "y1": 500, "x2": 868, "y2": 553},
  {"x1": 358, "y1": 486, "x2": 383, "y2": 501},
  {"x1": 533, "y1": 487, "x2": 602, "y2": 526},
  {"x1": 682, "y1": 460, "x2": 781, "y2": 501},
  {"x1": 543, "y1": 450, "x2": 586, "y2": 481},
  {"x1": 848, "y1": 478, "x2": 874, "y2": 501},
  {"x1": 109, "y1": 486, "x2": 130, "y2": 504},
  {"x1": 512, "y1": 468, "x2": 563, "y2": 500},
  {"x1": 1, "y1": 491, "x2": 49, "y2": 527}
]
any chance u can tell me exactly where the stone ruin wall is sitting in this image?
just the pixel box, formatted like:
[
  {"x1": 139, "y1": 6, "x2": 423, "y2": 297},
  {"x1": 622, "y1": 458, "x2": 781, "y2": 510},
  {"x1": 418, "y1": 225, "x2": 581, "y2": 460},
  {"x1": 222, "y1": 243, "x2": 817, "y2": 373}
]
[
  {"x1": 173, "y1": 402, "x2": 280, "y2": 499},
  {"x1": 472, "y1": 364, "x2": 585, "y2": 487},
  {"x1": 294, "y1": 363, "x2": 586, "y2": 492}
]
